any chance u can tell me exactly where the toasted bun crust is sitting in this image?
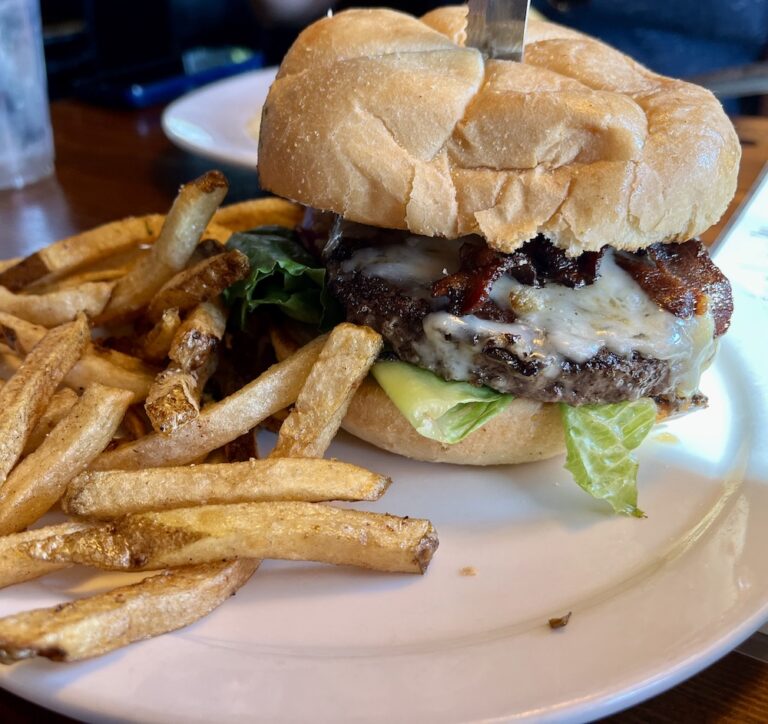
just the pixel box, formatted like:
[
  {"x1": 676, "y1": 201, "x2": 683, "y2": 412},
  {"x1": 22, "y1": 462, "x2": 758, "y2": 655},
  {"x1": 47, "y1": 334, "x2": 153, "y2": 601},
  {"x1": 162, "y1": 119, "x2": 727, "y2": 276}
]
[
  {"x1": 259, "y1": 6, "x2": 739, "y2": 256},
  {"x1": 270, "y1": 324, "x2": 565, "y2": 465}
]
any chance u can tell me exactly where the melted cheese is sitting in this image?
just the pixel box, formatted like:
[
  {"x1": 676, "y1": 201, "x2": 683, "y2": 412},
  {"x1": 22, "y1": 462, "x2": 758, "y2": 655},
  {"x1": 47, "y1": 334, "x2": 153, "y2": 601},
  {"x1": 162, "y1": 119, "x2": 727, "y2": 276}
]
[{"x1": 342, "y1": 237, "x2": 715, "y2": 396}]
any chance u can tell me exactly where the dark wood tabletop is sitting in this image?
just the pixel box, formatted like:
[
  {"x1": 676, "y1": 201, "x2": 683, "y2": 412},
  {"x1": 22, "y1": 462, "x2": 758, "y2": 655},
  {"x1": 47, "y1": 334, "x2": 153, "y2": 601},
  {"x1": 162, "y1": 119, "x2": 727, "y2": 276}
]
[{"x1": 0, "y1": 102, "x2": 766, "y2": 723}]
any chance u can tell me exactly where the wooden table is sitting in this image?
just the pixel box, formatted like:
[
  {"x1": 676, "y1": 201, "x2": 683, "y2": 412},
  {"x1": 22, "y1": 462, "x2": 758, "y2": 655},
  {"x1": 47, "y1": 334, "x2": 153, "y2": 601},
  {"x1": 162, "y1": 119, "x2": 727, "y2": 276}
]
[{"x1": 0, "y1": 103, "x2": 766, "y2": 723}]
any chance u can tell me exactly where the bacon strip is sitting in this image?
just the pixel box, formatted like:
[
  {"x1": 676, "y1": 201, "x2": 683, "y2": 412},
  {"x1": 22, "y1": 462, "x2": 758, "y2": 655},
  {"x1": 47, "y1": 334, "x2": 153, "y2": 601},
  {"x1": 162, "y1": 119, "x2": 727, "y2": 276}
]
[{"x1": 615, "y1": 240, "x2": 732, "y2": 336}]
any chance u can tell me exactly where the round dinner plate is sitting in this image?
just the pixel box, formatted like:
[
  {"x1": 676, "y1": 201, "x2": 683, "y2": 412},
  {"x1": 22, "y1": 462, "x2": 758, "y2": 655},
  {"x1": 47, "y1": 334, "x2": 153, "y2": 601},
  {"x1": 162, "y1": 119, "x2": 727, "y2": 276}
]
[
  {"x1": 162, "y1": 67, "x2": 278, "y2": 168},
  {"x1": 0, "y1": 264, "x2": 766, "y2": 721}
]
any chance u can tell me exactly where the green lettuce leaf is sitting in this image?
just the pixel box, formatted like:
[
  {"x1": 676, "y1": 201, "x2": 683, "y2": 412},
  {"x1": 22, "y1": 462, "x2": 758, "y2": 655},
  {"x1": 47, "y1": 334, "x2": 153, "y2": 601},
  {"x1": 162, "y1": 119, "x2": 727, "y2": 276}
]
[
  {"x1": 223, "y1": 226, "x2": 342, "y2": 329},
  {"x1": 560, "y1": 399, "x2": 657, "y2": 517},
  {"x1": 371, "y1": 360, "x2": 513, "y2": 444}
]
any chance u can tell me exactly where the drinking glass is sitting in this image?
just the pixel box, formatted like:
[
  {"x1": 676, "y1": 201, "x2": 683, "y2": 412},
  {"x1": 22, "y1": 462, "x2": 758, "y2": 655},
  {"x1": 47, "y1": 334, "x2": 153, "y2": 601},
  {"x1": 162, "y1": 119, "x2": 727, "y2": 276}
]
[{"x1": 0, "y1": 0, "x2": 54, "y2": 190}]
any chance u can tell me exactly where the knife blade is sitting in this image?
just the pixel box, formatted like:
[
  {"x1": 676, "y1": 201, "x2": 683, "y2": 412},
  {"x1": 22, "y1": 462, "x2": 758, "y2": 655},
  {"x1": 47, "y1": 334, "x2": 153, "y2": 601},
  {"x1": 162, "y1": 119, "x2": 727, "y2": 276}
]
[{"x1": 466, "y1": 0, "x2": 532, "y2": 62}]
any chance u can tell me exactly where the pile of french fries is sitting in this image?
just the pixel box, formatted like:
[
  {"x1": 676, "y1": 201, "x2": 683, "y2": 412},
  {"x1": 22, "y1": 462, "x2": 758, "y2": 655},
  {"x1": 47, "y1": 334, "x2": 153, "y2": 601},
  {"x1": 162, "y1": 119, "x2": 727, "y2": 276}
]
[{"x1": 0, "y1": 171, "x2": 438, "y2": 664}]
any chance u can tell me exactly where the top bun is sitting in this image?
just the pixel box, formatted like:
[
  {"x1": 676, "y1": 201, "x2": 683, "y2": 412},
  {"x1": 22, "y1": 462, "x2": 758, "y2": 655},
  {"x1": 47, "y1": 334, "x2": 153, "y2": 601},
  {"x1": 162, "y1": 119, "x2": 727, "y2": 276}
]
[{"x1": 258, "y1": 6, "x2": 740, "y2": 256}]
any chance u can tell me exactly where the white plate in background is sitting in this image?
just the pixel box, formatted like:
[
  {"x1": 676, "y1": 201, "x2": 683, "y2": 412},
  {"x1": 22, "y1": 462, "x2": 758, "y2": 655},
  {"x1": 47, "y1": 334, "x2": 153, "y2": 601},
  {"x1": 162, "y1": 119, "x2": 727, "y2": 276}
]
[{"x1": 162, "y1": 67, "x2": 278, "y2": 168}]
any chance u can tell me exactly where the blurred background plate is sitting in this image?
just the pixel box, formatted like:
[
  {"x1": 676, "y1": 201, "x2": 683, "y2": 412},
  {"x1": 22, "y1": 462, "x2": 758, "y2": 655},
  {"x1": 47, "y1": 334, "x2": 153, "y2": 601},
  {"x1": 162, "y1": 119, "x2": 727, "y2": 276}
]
[{"x1": 162, "y1": 66, "x2": 277, "y2": 168}]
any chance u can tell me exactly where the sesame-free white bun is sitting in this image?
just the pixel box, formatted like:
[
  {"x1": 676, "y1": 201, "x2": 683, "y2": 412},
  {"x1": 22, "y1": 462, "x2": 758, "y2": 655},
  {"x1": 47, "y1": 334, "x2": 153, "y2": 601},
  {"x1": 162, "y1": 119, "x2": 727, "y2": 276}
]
[
  {"x1": 270, "y1": 326, "x2": 565, "y2": 465},
  {"x1": 258, "y1": 6, "x2": 740, "y2": 256}
]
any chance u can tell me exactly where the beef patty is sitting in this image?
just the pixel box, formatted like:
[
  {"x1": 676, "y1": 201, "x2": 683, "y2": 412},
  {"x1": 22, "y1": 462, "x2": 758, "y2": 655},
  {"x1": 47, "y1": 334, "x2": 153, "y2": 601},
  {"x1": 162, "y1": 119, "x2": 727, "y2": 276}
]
[{"x1": 325, "y1": 227, "x2": 732, "y2": 406}]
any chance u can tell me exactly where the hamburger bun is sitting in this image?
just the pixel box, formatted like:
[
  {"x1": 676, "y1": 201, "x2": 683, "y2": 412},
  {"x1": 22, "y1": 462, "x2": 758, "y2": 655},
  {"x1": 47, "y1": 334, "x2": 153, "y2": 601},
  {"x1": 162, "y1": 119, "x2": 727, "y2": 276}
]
[
  {"x1": 258, "y1": 6, "x2": 740, "y2": 256},
  {"x1": 269, "y1": 324, "x2": 565, "y2": 465}
]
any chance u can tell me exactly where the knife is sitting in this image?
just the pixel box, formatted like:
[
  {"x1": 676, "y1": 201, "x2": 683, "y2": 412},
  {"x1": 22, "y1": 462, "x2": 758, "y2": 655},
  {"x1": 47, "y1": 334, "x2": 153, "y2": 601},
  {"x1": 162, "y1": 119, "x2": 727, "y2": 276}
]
[{"x1": 465, "y1": 0, "x2": 532, "y2": 61}]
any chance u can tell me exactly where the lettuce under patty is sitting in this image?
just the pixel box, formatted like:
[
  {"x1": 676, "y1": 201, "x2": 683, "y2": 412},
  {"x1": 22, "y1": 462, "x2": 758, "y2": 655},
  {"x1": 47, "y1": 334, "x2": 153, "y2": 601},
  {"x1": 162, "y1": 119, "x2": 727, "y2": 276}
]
[
  {"x1": 560, "y1": 399, "x2": 657, "y2": 517},
  {"x1": 372, "y1": 360, "x2": 514, "y2": 444}
]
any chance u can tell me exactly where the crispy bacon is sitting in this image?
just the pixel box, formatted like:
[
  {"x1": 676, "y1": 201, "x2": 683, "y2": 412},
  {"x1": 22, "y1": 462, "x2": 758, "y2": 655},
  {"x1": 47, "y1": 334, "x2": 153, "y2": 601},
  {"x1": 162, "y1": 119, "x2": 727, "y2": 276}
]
[
  {"x1": 432, "y1": 236, "x2": 604, "y2": 317},
  {"x1": 615, "y1": 240, "x2": 733, "y2": 336}
]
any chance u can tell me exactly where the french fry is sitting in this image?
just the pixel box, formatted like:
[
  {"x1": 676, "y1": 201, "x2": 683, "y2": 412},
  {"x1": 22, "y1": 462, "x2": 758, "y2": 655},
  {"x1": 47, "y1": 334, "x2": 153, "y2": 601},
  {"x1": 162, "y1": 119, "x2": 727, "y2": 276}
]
[
  {"x1": 0, "y1": 522, "x2": 91, "y2": 590},
  {"x1": 144, "y1": 355, "x2": 216, "y2": 434},
  {"x1": 24, "y1": 502, "x2": 439, "y2": 574},
  {"x1": 0, "y1": 282, "x2": 113, "y2": 327},
  {"x1": 0, "y1": 559, "x2": 258, "y2": 663},
  {"x1": 22, "y1": 388, "x2": 79, "y2": 456},
  {"x1": 0, "y1": 215, "x2": 165, "y2": 292},
  {"x1": 271, "y1": 324, "x2": 382, "y2": 459},
  {"x1": 213, "y1": 197, "x2": 304, "y2": 232},
  {"x1": 92, "y1": 335, "x2": 326, "y2": 470},
  {"x1": 98, "y1": 171, "x2": 229, "y2": 323},
  {"x1": 0, "y1": 313, "x2": 155, "y2": 403},
  {"x1": 141, "y1": 307, "x2": 182, "y2": 363},
  {"x1": 168, "y1": 301, "x2": 227, "y2": 371},
  {"x1": 63, "y1": 459, "x2": 391, "y2": 519},
  {"x1": 0, "y1": 315, "x2": 89, "y2": 483},
  {"x1": 146, "y1": 250, "x2": 249, "y2": 323},
  {"x1": 0, "y1": 384, "x2": 132, "y2": 535},
  {"x1": 0, "y1": 258, "x2": 21, "y2": 274}
]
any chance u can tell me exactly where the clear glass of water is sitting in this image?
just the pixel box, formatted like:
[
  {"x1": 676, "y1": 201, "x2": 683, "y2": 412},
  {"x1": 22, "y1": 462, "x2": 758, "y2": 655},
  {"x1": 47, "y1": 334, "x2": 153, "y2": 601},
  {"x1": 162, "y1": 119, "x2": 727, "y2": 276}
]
[{"x1": 0, "y1": 0, "x2": 54, "y2": 190}]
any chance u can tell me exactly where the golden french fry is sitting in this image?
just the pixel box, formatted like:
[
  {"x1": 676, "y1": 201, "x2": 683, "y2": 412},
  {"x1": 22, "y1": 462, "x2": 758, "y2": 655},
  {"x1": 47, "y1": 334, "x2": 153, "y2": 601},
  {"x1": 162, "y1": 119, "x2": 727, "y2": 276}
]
[
  {"x1": 0, "y1": 315, "x2": 89, "y2": 483},
  {"x1": 0, "y1": 282, "x2": 114, "y2": 327},
  {"x1": 0, "y1": 215, "x2": 165, "y2": 292},
  {"x1": 144, "y1": 355, "x2": 216, "y2": 434},
  {"x1": 98, "y1": 171, "x2": 229, "y2": 322},
  {"x1": 63, "y1": 458, "x2": 391, "y2": 519},
  {"x1": 22, "y1": 387, "x2": 79, "y2": 456},
  {"x1": 0, "y1": 522, "x2": 91, "y2": 590},
  {"x1": 168, "y1": 301, "x2": 227, "y2": 371},
  {"x1": 0, "y1": 258, "x2": 21, "y2": 274},
  {"x1": 0, "y1": 313, "x2": 155, "y2": 403},
  {"x1": 271, "y1": 324, "x2": 382, "y2": 459},
  {"x1": 0, "y1": 384, "x2": 133, "y2": 535},
  {"x1": 0, "y1": 559, "x2": 258, "y2": 663},
  {"x1": 25, "y1": 502, "x2": 438, "y2": 574},
  {"x1": 146, "y1": 250, "x2": 249, "y2": 323},
  {"x1": 213, "y1": 197, "x2": 304, "y2": 232},
  {"x1": 92, "y1": 335, "x2": 326, "y2": 470},
  {"x1": 141, "y1": 307, "x2": 182, "y2": 363}
]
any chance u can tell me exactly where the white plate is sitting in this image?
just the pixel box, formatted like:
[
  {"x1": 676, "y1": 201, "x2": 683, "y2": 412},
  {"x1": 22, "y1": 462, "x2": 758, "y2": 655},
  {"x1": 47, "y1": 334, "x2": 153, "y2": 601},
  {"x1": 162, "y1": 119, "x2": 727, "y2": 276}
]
[
  {"x1": 162, "y1": 67, "x2": 278, "y2": 168},
  {"x1": 0, "y1": 271, "x2": 766, "y2": 722}
]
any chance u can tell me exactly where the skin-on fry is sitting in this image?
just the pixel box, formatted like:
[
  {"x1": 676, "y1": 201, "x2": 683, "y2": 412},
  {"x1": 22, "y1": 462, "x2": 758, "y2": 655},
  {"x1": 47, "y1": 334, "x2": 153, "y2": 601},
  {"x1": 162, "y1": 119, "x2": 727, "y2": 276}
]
[
  {"x1": 0, "y1": 313, "x2": 155, "y2": 403},
  {"x1": 24, "y1": 502, "x2": 439, "y2": 574},
  {"x1": 144, "y1": 355, "x2": 216, "y2": 434},
  {"x1": 0, "y1": 215, "x2": 165, "y2": 292},
  {"x1": 213, "y1": 197, "x2": 304, "y2": 232},
  {"x1": 146, "y1": 250, "x2": 249, "y2": 323},
  {"x1": 168, "y1": 301, "x2": 227, "y2": 371},
  {"x1": 22, "y1": 387, "x2": 79, "y2": 456},
  {"x1": 122, "y1": 405, "x2": 152, "y2": 440},
  {"x1": 141, "y1": 307, "x2": 182, "y2": 363},
  {"x1": 0, "y1": 282, "x2": 113, "y2": 327},
  {"x1": 0, "y1": 315, "x2": 89, "y2": 483},
  {"x1": 0, "y1": 559, "x2": 258, "y2": 663},
  {"x1": 224, "y1": 428, "x2": 259, "y2": 462},
  {"x1": 0, "y1": 384, "x2": 133, "y2": 535},
  {"x1": 92, "y1": 335, "x2": 326, "y2": 470},
  {"x1": 0, "y1": 522, "x2": 91, "y2": 590},
  {"x1": 98, "y1": 171, "x2": 229, "y2": 323},
  {"x1": 271, "y1": 324, "x2": 382, "y2": 459},
  {"x1": 63, "y1": 458, "x2": 391, "y2": 519}
]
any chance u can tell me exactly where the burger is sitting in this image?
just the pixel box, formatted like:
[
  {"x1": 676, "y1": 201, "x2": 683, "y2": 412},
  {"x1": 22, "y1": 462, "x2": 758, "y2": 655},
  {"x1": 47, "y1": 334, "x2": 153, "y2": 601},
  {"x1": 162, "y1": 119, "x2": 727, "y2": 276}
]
[{"x1": 226, "y1": 6, "x2": 739, "y2": 516}]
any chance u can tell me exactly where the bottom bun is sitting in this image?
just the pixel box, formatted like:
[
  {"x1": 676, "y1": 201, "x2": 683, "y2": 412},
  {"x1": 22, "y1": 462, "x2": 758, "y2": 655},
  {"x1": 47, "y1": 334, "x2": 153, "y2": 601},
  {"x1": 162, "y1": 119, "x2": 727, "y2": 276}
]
[
  {"x1": 343, "y1": 376, "x2": 565, "y2": 465},
  {"x1": 270, "y1": 323, "x2": 565, "y2": 465}
]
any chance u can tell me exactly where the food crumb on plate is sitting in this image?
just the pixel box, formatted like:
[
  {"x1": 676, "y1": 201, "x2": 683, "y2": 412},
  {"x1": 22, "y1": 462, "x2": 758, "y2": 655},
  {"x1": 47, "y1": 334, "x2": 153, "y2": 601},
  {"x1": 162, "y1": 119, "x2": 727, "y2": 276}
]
[{"x1": 459, "y1": 566, "x2": 477, "y2": 577}]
